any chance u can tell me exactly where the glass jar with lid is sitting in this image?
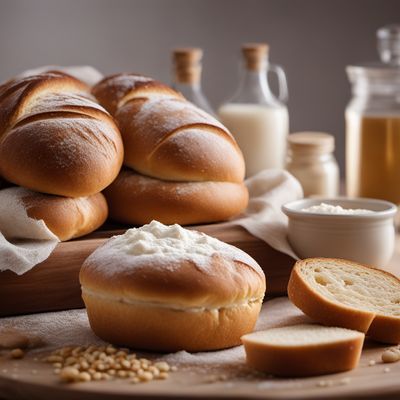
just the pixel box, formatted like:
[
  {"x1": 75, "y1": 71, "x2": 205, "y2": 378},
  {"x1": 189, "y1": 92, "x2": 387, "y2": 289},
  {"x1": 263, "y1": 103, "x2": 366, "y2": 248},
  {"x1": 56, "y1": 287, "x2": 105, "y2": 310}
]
[
  {"x1": 286, "y1": 132, "x2": 339, "y2": 197},
  {"x1": 346, "y1": 25, "x2": 400, "y2": 203}
]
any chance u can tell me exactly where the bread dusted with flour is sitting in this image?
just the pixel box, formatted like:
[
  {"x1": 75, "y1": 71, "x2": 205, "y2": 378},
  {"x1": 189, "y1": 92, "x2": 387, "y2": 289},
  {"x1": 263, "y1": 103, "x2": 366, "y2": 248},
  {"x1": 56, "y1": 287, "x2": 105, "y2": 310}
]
[
  {"x1": 80, "y1": 221, "x2": 266, "y2": 351},
  {"x1": 92, "y1": 74, "x2": 248, "y2": 225},
  {"x1": 0, "y1": 71, "x2": 124, "y2": 197},
  {"x1": 103, "y1": 168, "x2": 248, "y2": 225},
  {"x1": 288, "y1": 258, "x2": 400, "y2": 344}
]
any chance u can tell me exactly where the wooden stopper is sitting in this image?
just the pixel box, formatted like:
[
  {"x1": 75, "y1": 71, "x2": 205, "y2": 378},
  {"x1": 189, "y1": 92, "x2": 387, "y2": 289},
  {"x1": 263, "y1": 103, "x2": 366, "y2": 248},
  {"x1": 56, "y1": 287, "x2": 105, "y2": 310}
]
[
  {"x1": 242, "y1": 43, "x2": 269, "y2": 71},
  {"x1": 172, "y1": 47, "x2": 203, "y2": 84}
]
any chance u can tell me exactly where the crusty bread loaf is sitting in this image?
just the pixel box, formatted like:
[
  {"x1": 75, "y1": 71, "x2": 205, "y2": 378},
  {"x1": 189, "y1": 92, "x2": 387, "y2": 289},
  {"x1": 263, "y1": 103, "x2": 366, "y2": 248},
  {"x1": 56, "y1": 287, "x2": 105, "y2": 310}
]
[
  {"x1": 242, "y1": 324, "x2": 364, "y2": 377},
  {"x1": 103, "y1": 168, "x2": 248, "y2": 225},
  {"x1": 288, "y1": 258, "x2": 400, "y2": 344},
  {"x1": 0, "y1": 71, "x2": 124, "y2": 197},
  {"x1": 80, "y1": 221, "x2": 266, "y2": 351},
  {"x1": 22, "y1": 190, "x2": 108, "y2": 241},
  {"x1": 92, "y1": 73, "x2": 248, "y2": 225}
]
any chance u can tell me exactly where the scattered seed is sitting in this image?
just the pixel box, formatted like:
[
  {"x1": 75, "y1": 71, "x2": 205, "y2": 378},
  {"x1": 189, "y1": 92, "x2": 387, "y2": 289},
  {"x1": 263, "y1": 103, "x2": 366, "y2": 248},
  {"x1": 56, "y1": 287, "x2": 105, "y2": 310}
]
[
  {"x1": 41, "y1": 344, "x2": 176, "y2": 384},
  {"x1": 10, "y1": 349, "x2": 24, "y2": 359},
  {"x1": 382, "y1": 348, "x2": 400, "y2": 363}
]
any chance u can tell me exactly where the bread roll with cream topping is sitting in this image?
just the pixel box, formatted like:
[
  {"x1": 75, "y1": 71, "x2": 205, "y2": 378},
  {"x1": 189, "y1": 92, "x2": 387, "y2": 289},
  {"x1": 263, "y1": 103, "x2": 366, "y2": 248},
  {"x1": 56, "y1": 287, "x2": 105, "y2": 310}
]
[{"x1": 80, "y1": 221, "x2": 266, "y2": 352}]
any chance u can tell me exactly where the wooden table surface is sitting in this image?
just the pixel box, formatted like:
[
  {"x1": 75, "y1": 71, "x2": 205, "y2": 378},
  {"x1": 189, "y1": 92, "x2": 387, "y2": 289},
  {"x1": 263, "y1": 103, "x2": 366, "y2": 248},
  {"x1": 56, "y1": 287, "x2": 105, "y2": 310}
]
[
  {"x1": 1, "y1": 297, "x2": 400, "y2": 400},
  {"x1": 0, "y1": 230, "x2": 399, "y2": 399}
]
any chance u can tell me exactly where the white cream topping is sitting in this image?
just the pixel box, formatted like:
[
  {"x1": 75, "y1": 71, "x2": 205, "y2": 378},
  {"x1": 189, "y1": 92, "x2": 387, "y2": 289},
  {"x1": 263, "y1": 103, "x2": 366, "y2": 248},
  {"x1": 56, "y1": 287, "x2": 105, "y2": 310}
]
[
  {"x1": 91, "y1": 220, "x2": 261, "y2": 274},
  {"x1": 302, "y1": 203, "x2": 373, "y2": 215}
]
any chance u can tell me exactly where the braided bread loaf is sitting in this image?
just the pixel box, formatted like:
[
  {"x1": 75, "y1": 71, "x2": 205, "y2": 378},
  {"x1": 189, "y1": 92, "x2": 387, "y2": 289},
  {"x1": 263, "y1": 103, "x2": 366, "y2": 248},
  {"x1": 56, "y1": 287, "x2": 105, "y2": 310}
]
[
  {"x1": 0, "y1": 71, "x2": 124, "y2": 197},
  {"x1": 92, "y1": 74, "x2": 248, "y2": 225}
]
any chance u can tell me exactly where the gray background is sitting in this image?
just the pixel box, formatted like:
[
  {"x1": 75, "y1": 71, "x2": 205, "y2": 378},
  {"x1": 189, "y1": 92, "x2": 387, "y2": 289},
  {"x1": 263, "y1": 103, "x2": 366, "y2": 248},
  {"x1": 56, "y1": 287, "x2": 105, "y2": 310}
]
[{"x1": 0, "y1": 0, "x2": 398, "y2": 174}]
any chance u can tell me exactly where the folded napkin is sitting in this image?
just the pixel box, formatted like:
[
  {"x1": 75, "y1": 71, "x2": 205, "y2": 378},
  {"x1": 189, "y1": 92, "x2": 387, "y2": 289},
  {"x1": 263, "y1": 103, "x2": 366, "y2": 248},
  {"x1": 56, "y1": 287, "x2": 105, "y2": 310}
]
[
  {"x1": 0, "y1": 187, "x2": 59, "y2": 275},
  {"x1": 16, "y1": 65, "x2": 104, "y2": 86},
  {"x1": 221, "y1": 169, "x2": 303, "y2": 259}
]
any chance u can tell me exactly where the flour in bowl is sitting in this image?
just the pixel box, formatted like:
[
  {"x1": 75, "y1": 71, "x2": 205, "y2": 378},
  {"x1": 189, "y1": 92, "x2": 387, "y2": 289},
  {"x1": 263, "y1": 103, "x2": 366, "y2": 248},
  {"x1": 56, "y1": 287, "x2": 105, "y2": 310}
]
[{"x1": 302, "y1": 203, "x2": 373, "y2": 215}]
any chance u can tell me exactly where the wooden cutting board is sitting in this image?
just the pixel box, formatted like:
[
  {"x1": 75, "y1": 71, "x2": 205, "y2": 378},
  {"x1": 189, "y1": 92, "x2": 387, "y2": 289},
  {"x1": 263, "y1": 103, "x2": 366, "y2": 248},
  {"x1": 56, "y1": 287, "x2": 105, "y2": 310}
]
[
  {"x1": 0, "y1": 223, "x2": 295, "y2": 317},
  {"x1": 0, "y1": 298, "x2": 399, "y2": 400}
]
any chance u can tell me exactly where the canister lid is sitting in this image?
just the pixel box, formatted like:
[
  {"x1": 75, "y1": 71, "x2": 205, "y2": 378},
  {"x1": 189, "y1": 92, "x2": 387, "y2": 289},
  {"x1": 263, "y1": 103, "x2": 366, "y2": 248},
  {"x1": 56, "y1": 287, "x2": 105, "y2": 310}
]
[
  {"x1": 288, "y1": 132, "x2": 335, "y2": 154},
  {"x1": 347, "y1": 25, "x2": 400, "y2": 82},
  {"x1": 377, "y1": 25, "x2": 400, "y2": 66}
]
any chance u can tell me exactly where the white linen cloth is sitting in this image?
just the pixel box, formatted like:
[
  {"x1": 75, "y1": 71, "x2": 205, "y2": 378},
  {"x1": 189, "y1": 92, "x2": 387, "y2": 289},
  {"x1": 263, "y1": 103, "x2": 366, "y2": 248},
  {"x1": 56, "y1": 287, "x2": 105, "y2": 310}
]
[
  {"x1": 16, "y1": 65, "x2": 104, "y2": 86},
  {"x1": 0, "y1": 187, "x2": 59, "y2": 275},
  {"x1": 234, "y1": 169, "x2": 302, "y2": 259}
]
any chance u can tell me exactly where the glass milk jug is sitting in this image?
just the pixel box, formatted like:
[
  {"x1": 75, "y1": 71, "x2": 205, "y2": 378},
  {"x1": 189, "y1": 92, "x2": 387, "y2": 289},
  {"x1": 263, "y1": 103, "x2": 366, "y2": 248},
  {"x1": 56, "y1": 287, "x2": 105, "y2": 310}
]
[
  {"x1": 171, "y1": 47, "x2": 215, "y2": 116},
  {"x1": 218, "y1": 43, "x2": 289, "y2": 177},
  {"x1": 346, "y1": 25, "x2": 400, "y2": 204}
]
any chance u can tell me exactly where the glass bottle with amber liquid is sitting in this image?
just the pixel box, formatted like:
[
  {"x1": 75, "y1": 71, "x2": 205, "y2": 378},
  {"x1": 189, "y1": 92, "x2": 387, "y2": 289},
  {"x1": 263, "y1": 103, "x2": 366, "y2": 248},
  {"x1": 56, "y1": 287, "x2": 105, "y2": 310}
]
[{"x1": 346, "y1": 25, "x2": 400, "y2": 204}]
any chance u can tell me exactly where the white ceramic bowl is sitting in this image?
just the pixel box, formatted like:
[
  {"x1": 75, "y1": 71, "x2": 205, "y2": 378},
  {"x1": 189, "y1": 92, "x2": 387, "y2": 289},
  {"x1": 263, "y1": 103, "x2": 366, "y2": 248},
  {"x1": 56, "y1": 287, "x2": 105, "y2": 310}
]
[{"x1": 282, "y1": 198, "x2": 397, "y2": 267}]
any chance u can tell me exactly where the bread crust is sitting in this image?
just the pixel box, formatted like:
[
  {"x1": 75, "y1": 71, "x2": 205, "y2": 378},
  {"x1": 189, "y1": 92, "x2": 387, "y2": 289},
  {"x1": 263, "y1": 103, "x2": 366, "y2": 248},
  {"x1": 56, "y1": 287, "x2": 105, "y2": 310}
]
[
  {"x1": 0, "y1": 71, "x2": 124, "y2": 197},
  {"x1": 82, "y1": 291, "x2": 262, "y2": 352},
  {"x1": 80, "y1": 238, "x2": 265, "y2": 308},
  {"x1": 80, "y1": 224, "x2": 266, "y2": 351},
  {"x1": 24, "y1": 191, "x2": 108, "y2": 241},
  {"x1": 103, "y1": 168, "x2": 249, "y2": 225},
  {"x1": 288, "y1": 258, "x2": 400, "y2": 344},
  {"x1": 242, "y1": 327, "x2": 364, "y2": 377},
  {"x1": 93, "y1": 73, "x2": 248, "y2": 224}
]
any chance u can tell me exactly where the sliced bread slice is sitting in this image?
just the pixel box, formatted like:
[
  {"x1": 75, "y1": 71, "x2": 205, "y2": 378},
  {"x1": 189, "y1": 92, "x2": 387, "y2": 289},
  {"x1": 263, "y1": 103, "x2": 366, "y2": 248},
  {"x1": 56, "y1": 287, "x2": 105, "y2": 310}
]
[
  {"x1": 288, "y1": 258, "x2": 400, "y2": 344},
  {"x1": 241, "y1": 324, "x2": 364, "y2": 377}
]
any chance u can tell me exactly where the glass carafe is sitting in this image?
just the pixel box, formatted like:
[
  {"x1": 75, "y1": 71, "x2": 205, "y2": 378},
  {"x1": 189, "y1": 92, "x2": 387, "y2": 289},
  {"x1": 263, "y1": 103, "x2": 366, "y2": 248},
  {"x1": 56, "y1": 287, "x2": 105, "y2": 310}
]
[
  {"x1": 218, "y1": 43, "x2": 289, "y2": 177},
  {"x1": 171, "y1": 47, "x2": 215, "y2": 116},
  {"x1": 346, "y1": 25, "x2": 400, "y2": 204}
]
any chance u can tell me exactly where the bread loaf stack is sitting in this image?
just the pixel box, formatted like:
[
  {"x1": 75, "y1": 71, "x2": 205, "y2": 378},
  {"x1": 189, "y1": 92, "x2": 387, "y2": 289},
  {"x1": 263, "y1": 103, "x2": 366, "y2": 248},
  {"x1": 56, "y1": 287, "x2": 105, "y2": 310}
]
[
  {"x1": 0, "y1": 71, "x2": 124, "y2": 240},
  {"x1": 92, "y1": 74, "x2": 248, "y2": 225}
]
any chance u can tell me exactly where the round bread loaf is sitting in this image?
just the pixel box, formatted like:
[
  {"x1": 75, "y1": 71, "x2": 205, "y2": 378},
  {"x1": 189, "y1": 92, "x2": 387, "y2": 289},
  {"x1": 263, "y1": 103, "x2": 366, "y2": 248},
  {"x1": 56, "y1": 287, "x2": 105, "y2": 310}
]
[
  {"x1": 92, "y1": 74, "x2": 248, "y2": 225},
  {"x1": 11, "y1": 187, "x2": 108, "y2": 241},
  {"x1": 80, "y1": 220, "x2": 266, "y2": 352},
  {"x1": 0, "y1": 71, "x2": 124, "y2": 197}
]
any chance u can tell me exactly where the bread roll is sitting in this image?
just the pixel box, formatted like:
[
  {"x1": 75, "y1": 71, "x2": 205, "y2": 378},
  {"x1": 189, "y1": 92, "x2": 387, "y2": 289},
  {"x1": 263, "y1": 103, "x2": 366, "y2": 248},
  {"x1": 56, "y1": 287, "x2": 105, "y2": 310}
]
[
  {"x1": 13, "y1": 187, "x2": 108, "y2": 241},
  {"x1": 80, "y1": 221, "x2": 266, "y2": 351},
  {"x1": 92, "y1": 74, "x2": 248, "y2": 225},
  {"x1": 242, "y1": 324, "x2": 364, "y2": 377},
  {"x1": 0, "y1": 71, "x2": 124, "y2": 197},
  {"x1": 288, "y1": 258, "x2": 400, "y2": 344},
  {"x1": 103, "y1": 168, "x2": 248, "y2": 225}
]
